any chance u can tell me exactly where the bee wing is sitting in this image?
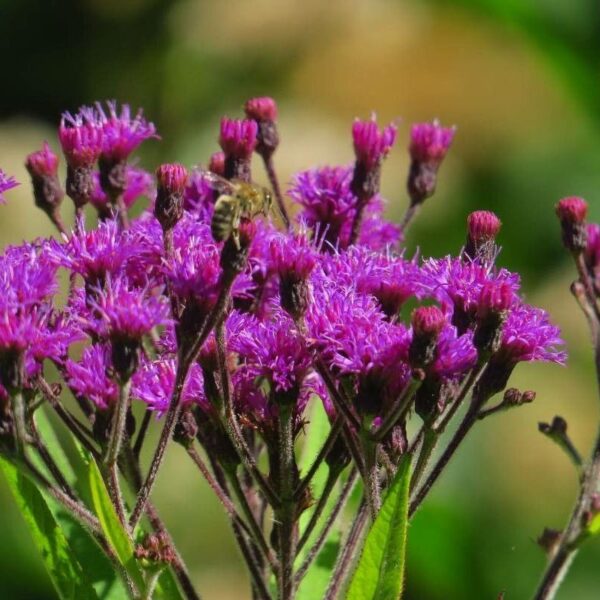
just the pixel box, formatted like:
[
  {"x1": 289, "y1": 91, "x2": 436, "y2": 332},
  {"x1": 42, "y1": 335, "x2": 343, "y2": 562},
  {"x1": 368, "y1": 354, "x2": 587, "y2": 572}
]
[{"x1": 195, "y1": 168, "x2": 236, "y2": 193}]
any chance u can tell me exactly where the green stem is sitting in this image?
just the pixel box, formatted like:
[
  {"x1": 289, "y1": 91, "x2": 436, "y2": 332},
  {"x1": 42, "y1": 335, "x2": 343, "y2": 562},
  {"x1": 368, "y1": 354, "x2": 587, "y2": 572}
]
[
  {"x1": 105, "y1": 379, "x2": 132, "y2": 467},
  {"x1": 10, "y1": 388, "x2": 27, "y2": 456},
  {"x1": 409, "y1": 425, "x2": 437, "y2": 495}
]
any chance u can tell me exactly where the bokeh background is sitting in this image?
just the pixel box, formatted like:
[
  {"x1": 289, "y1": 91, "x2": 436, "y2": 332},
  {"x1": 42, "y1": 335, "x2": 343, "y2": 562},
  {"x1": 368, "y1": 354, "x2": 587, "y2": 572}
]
[{"x1": 1, "y1": 0, "x2": 600, "y2": 598}]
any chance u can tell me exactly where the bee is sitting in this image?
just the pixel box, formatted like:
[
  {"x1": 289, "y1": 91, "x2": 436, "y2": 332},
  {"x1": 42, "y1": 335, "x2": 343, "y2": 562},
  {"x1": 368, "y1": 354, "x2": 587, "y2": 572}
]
[{"x1": 201, "y1": 171, "x2": 274, "y2": 248}]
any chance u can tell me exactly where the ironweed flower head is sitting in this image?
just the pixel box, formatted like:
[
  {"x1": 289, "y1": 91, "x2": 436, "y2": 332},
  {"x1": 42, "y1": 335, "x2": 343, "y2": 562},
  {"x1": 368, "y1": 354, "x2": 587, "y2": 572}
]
[
  {"x1": 132, "y1": 358, "x2": 207, "y2": 415},
  {"x1": 270, "y1": 229, "x2": 317, "y2": 319},
  {"x1": 0, "y1": 170, "x2": 19, "y2": 204},
  {"x1": 219, "y1": 118, "x2": 257, "y2": 159},
  {"x1": 556, "y1": 196, "x2": 588, "y2": 252},
  {"x1": 409, "y1": 120, "x2": 456, "y2": 165},
  {"x1": 26, "y1": 144, "x2": 64, "y2": 217},
  {"x1": 65, "y1": 344, "x2": 119, "y2": 409},
  {"x1": 465, "y1": 210, "x2": 502, "y2": 264},
  {"x1": 352, "y1": 116, "x2": 397, "y2": 171},
  {"x1": 87, "y1": 275, "x2": 170, "y2": 343},
  {"x1": 155, "y1": 163, "x2": 188, "y2": 232},
  {"x1": 407, "y1": 119, "x2": 455, "y2": 205},
  {"x1": 94, "y1": 101, "x2": 158, "y2": 163},
  {"x1": 244, "y1": 97, "x2": 279, "y2": 158},
  {"x1": 48, "y1": 217, "x2": 138, "y2": 286},
  {"x1": 26, "y1": 142, "x2": 59, "y2": 178},
  {"x1": 59, "y1": 110, "x2": 103, "y2": 169}
]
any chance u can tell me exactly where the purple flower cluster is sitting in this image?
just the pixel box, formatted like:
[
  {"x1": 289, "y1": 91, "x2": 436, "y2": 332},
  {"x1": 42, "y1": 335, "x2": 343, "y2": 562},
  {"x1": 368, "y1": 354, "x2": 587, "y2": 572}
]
[{"x1": 0, "y1": 97, "x2": 565, "y2": 435}]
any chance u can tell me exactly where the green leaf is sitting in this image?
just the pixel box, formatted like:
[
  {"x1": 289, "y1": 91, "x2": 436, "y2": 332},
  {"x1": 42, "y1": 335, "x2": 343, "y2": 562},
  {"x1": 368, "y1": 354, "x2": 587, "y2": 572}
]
[
  {"x1": 87, "y1": 456, "x2": 146, "y2": 594},
  {"x1": 87, "y1": 456, "x2": 185, "y2": 600},
  {"x1": 0, "y1": 456, "x2": 99, "y2": 600},
  {"x1": 346, "y1": 454, "x2": 412, "y2": 600}
]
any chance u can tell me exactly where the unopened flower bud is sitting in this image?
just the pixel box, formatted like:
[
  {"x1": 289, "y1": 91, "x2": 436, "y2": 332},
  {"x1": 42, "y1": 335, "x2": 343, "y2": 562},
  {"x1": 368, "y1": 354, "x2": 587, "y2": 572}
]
[
  {"x1": 407, "y1": 120, "x2": 455, "y2": 206},
  {"x1": 409, "y1": 306, "x2": 445, "y2": 368},
  {"x1": 173, "y1": 407, "x2": 199, "y2": 448},
  {"x1": 208, "y1": 151, "x2": 226, "y2": 176},
  {"x1": 556, "y1": 196, "x2": 588, "y2": 252},
  {"x1": 351, "y1": 116, "x2": 397, "y2": 203},
  {"x1": 464, "y1": 210, "x2": 502, "y2": 263},
  {"x1": 474, "y1": 282, "x2": 514, "y2": 354},
  {"x1": 271, "y1": 232, "x2": 316, "y2": 320},
  {"x1": 244, "y1": 96, "x2": 279, "y2": 159},
  {"x1": 220, "y1": 219, "x2": 255, "y2": 274},
  {"x1": 25, "y1": 142, "x2": 64, "y2": 221},
  {"x1": 219, "y1": 118, "x2": 257, "y2": 181},
  {"x1": 135, "y1": 532, "x2": 175, "y2": 567},
  {"x1": 154, "y1": 163, "x2": 188, "y2": 232}
]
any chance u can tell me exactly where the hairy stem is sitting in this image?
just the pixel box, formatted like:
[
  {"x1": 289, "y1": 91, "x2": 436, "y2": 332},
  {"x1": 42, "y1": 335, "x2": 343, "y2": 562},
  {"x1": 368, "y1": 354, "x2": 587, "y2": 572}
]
[
  {"x1": 263, "y1": 155, "x2": 290, "y2": 230},
  {"x1": 130, "y1": 362, "x2": 187, "y2": 529},
  {"x1": 324, "y1": 501, "x2": 368, "y2": 600},
  {"x1": 276, "y1": 403, "x2": 296, "y2": 600}
]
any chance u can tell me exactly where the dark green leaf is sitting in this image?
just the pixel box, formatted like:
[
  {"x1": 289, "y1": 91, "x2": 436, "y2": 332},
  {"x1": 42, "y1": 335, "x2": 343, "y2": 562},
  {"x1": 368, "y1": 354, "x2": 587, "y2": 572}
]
[
  {"x1": 346, "y1": 454, "x2": 412, "y2": 600},
  {"x1": 0, "y1": 456, "x2": 99, "y2": 600}
]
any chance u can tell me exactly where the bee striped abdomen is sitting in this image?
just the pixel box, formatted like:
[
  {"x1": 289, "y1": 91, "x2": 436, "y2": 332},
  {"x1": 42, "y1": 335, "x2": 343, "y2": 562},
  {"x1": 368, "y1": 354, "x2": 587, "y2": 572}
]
[{"x1": 211, "y1": 194, "x2": 238, "y2": 241}]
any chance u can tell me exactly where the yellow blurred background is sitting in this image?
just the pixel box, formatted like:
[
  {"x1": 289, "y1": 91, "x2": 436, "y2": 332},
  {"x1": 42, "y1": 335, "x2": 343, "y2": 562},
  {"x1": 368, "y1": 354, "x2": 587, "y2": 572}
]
[{"x1": 1, "y1": 0, "x2": 600, "y2": 597}]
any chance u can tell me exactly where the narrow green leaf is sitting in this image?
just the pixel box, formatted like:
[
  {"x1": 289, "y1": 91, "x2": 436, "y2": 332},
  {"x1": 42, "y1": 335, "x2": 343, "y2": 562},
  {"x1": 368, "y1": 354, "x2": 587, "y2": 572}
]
[
  {"x1": 87, "y1": 457, "x2": 146, "y2": 593},
  {"x1": 346, "y1": 454, "x2": 412, "y2": 600},
  {"x1": 0, "y1": 456, "x2": 99, "y2": 600}
]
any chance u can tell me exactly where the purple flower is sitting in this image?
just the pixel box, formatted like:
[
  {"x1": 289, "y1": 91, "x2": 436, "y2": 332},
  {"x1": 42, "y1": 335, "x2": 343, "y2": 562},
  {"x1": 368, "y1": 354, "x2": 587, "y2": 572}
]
[
  {"x1": 90, "y1": 167, "x2": 154, "y2": 213},
  {"x1": 498, "y1": 304, "x2": 566, "y2": 366},
  {"x1": 422, "y1": 256, "x2": 520, "y2": 332},
  {"x1": 429, "y1": 326, "x2": 477, "y2": 379},
  {"x1": 59, "y1": 110, "x2": 103, "y2": 168},
  {"x1": 183, "y1": 169, "x2": 216, "y2": 220},
  {"x1": 219, "y1": 118, "x2": 258, "y2": 159},
  {"x1": 0, "y1": 243, "x2": 58, "y2": 307},
  {"x1": 585, "y1": 223, "x2": 600, "y2": 274},
  {"x1": 94, "y1": 101, "x2": 158, "y2": 163},
  {"x1": 352, "y1": 116, "x2": 397, "y2": 169},
  {"x1": 409, "y1": 120, "x2": 456, "y2": 165},
  {"x1": 87, "y1": 275, "x2": 170, "y2": 342},
  {"x1": 228, "y1": 309, "x2": 312, "y2": 394},
  {"x1": 270, "y1": 229, "x2": 318, "y2": 282},
  {"x1": 357, "y1": 209, "x2": 402, "y2": 250},
  {"x1": 65, "y1": 344, "x2": 119, "y2": 409},
  {"x1": 47, "y1": 217, "x2": 139, "y2": 285},
  {"x1": 0, "y1": 170, "x2": 19, "y2": 204},
  {"x1": 323, "y1": 247, "x2": 426, "y2": 318},
  {"x1": 289, "y1": 165, "x2": 399, "y2": 251},
  {"x1": 289, "y1": 165, "x2": 356, "y2": 249},
  {"x1": 132, "y1": 358, "x2": 206, "y2": 415}
]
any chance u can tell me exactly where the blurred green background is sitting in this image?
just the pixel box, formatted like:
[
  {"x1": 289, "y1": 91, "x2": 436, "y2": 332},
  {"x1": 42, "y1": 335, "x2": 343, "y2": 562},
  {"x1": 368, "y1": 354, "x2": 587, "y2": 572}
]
[{"x1": 1, "y1": 0, "x2": 600, "y2": 598}]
